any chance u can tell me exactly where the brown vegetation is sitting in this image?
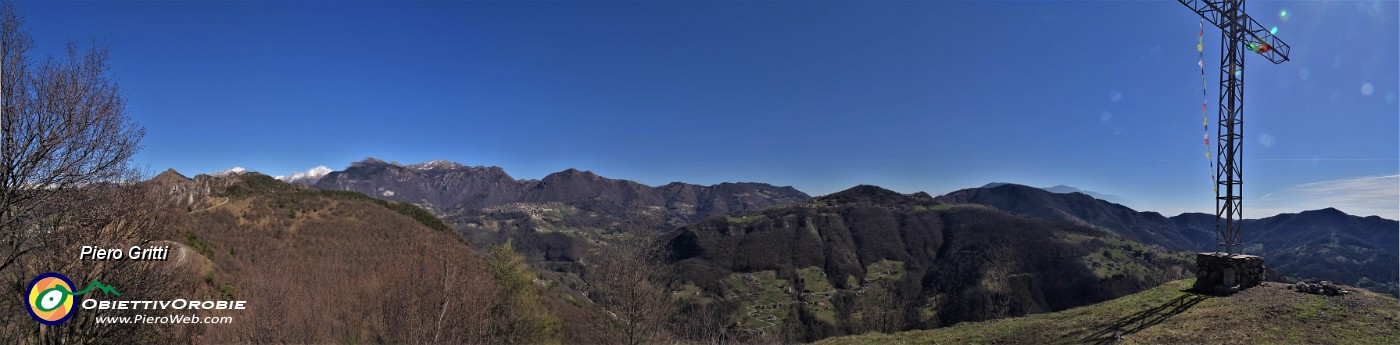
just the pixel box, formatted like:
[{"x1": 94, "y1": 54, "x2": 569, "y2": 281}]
[
  {"x1": 584, "y1": 233, "x2": 674, "y2": 345},
  {"x1": 0, "y1": 2, "x2": 158, "y2": 342},
  {"x1": 0, "y1": 163, "x2": 592, "y2": 343},
  {"x1": 174, "y1": 175, "x2": 551, "y2": 343}
]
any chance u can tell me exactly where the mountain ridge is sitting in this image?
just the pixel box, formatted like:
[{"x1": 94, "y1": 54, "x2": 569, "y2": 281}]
[
  {"x1": 982, "y1": 182, "x2": 1134, "y2": 206},
  {"x1": 137, "y1": 168, "x2": 1399, "y2": 342},
  {"x1": 313, "y1": 157, "x2": 810, "y2": 218},
  {"x1": 940, "y1": 183, "x2": 1399, "y2": 296},
  {"x1": 309, "y1": 158, "x2": 811, "y2": 265},
  {"x1": 274, "y1": 165, "x2": 332, "y2": 184},
  {"x1": 180, "y1": 162, "x2": 1397, "y2": 297}
]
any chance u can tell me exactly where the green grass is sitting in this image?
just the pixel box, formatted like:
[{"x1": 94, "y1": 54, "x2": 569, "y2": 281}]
[
  {"x1": 673, "y1": 283, "x2": 711, "y2": 303},
  {"x1": 865, "y1": 260, "x2": 905, "y2": 282},
  {"x1": 797, "y1": 266, "x2": 838, "y2": 325},
  {"x1": 727, "y1": 214, "x2": 768, "y2": 224},
  {"x1": 913, "y1": 203, "x2": 993, "y2": 213},
  {"x1": 1065, "y1": 232, "x2": 1191, "y2": 280},
  {"x1": 716, "y1": 264, "x2": 911, "y2": 329},
  {"x1": 722, "y1": 270, "x2": 795, "y2": 330},
  {"x1": 799, "y1": 267, "x2": 834, "y2": 293},
  {"x1": 816, "y1": 279, "x2": 1400, "y2": 345}
]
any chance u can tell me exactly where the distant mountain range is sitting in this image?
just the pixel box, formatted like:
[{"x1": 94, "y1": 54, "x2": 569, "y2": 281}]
[
  {"x1": 310, "y1": 158, "x2": 808, "y2": 219},
  {"x1": 154, "y1": 161, "x2": 1398, "y2": 342},
  {"x1": 305, "y1": 158, "x2": 808, "y2": 263},
  {"x1": 286, "y1": 159, "x2": 1395, "y2": 296},
  {"x1": 206, "y1": 159, "x2": 1392, "y2": 294},
  {"x1": 941, "y1": 183, "x2": 1398, "y2": 296},
  {"x1": 274, "y1": 165, "x2": 332, "y2": 185},
  {"x1": 981, "y1": 182, "x2": 1133, "y2": 206},
  {"x1": 944, "y1": 184, "x2": 1203, "y2": 250}
]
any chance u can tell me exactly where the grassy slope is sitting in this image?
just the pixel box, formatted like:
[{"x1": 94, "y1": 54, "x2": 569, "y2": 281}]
[{"x1": 816, "y1": 279, "x2": 1400, "y2": 345}]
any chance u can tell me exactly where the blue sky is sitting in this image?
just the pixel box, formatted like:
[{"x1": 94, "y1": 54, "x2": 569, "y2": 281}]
[{"x1": 14, "y1": 1, "x2": 1397, "y2": 219}]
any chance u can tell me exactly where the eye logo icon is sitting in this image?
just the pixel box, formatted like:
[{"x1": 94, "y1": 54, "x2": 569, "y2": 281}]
[
  {"x1": 25, "y1": 272, "x2": 120, "y2": 325},
  {"x1": 27, "y1": 272, "x2": 76, "y2": 325}
]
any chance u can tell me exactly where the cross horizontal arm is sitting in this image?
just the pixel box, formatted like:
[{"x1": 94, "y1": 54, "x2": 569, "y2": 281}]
[
  {"x1": 1181, "y1": 0, "x2": 1228, "y2": 27},
  {"x1": 1179, "y1": 0, "x2": 1291, "y2": 64}
]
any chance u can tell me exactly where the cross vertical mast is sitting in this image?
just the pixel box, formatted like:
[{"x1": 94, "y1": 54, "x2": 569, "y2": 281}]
[{"x1": 1179, "y1": 0, "x2": 1290, "y2": 255}]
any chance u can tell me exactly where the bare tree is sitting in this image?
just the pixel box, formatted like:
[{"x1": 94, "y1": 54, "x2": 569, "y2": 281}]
[
  {"x1": 854, "y1": 280, "x2": 902, "y2": 334},
  {"x1": 672, "y1": 301, "x2": 737, "y2": 345},
  {"x1": 0, "y1": 2, "x2": 144, "y2": 278},
  {"x1": 0, "y1": 3, "x2": 145, "y2": 343},
  {"x1": 584, "y1": 233, "x2": 674, "y2": 345},
  {"x1": 381, "y1": 245, "x2": 497, "y2": 344},
  {"x1": 0, "y1": 182, "x2": 186, "y2": 343}
]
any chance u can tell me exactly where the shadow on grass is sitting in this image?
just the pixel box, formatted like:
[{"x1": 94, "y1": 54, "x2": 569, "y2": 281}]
[{"x1": 1077, "y1": 291, "x2": 1210, "y2": 344}]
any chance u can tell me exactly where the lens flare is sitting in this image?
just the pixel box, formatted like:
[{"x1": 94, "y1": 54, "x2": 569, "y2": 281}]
[
  {"x1": 1270, "y1": 26, "x2": 1278, "y2": 35},
  {"x1": 1279, "y1": 9, "x2": 1290, "y2": 22},
  {"x1": 1257, "y1": 44, "x2": 1271, "y2": 53}
]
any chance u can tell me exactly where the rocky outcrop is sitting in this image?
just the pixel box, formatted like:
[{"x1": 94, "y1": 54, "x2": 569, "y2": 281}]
[
  {"x1": 144, "y1": 169, "x2": 264, "y2": 208},
  {"x1": 1291, "y1": 280, "x2": 1352, "y2": 296}
]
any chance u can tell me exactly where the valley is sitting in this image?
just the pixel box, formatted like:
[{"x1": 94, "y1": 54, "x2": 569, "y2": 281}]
[
  {"x1": 4, "y1": 159, "x2": 1394, "y2": 343},
  {"x1": 4, "y1": 2, "x2": 1394, "y2": 343},
  {"x1": 280, "y1": 158, "x2": 1398, "y2": 343}
]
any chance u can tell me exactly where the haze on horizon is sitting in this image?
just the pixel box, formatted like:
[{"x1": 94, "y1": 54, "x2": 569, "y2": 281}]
[{"x1": 14, "y1": 0, "x2": 1397, "y2": 220}]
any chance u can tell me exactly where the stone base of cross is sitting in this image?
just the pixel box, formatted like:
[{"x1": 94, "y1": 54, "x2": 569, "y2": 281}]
[{"x1": 1192, "y1": 252, "x2": 1264, "y2": 294}]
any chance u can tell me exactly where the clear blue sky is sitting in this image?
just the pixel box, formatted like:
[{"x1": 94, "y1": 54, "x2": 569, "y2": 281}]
[{"x1": 14, "y1": 1, "x2": 1398, "y2": 219}]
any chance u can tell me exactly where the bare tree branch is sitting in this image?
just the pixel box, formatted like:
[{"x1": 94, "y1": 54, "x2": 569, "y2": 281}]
[{"x1": 0, "y1": 2, "x2": 144, "y2": 279}]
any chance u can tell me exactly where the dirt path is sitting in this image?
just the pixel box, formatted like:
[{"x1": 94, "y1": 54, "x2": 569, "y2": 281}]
[{"x1": 190, "y1": 197, "x2": 229, "y2": 213}]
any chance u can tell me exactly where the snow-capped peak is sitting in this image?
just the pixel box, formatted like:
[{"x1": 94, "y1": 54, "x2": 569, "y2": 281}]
[
  {"x1": 214, "y1": 167, "x2": 247, "y2": 176},
  {"x1": 277, "y1": 165, "x2": 334, "y2": 184},
  {"x1": 306, "y1": 166, "x2": 332, "y2": 177},
  {"x1": 408, "y1": 159, "x2": 463, "y2": 171}
]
